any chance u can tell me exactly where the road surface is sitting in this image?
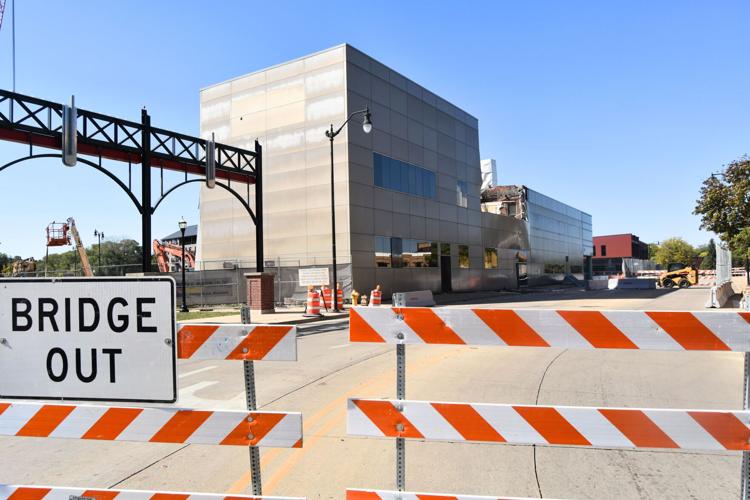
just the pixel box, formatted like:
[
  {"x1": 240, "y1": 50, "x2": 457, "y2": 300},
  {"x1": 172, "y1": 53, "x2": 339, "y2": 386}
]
[{"x1": 0, "y1": 287, "x2": 743, "y2": 499}]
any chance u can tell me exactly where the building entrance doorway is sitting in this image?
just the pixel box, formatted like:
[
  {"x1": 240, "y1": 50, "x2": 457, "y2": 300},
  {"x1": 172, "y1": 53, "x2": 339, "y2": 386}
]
[
  {"x1": 516, "y1": 262, "x2": 528, "y2": 288},
  {"x1": 440, "y1": 256, "x2": 452, "y2": 292}
]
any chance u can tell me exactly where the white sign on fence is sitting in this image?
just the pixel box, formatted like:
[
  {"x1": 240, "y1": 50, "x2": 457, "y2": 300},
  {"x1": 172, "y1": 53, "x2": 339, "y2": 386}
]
[
  {"x1": 298, "y1": 267, "x2": 330, "y2": 287},
  {"x1": 0, "y1": 277, "x2": 176, "y2": 403}
]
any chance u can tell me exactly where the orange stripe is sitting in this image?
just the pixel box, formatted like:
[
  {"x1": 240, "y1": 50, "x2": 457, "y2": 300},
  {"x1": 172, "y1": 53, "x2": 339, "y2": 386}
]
[
  {"x1": 514, "y1": 406, "x2": 591, "y2": 446},
  {"x1": 646, "y1": 312, "x2": 730, "y2": 350},
  {"x1": 149, "y1": 410, "x2": 212, "y2": 443},
  {"x1": 177, "y1": 324, "x2": 220, "y2": 358},
  {"x1": 82, "y1": 407, "x2": 142, "y2": 440},
  {"x1": 431, "y1": 403, "x2": 505, "y2": 442},
  {"x1": 740, "y1": 312, "x2": 750, "y2": 325},
  {"x1": 221, "y1": 412, "x2": 285, "y2": 446},
  {"x1": 689, "y1": 411, "x2": 750, "y2": 450},
  {"x1": 558, "y1": 311, "x2": 638, "y2": 349},
  {"x1": 0, "y1": 402, "x2": 10, "y2": 415},
  {"x1": 80, "y1": 490, "x2": 119, "y2": 500},
  {"x1": 398, "y1": 307, "x2": 465, "y2": 344},
  {"x1": 226, "y1": 325, "x2": 292, "y2": 360},
  {"x1": 352, "y1": 399, "x2": 424, "y2": 438},
  {"x1": 16, "y1": 405, "x2": 75, "y2": 437},
  {"x1": 472, "y1": 309, "x2": 549, "y2": 347},
  {"x1": 7, "y1": 487, "x2": 51, "y2": 500},
  {"x1": 599, "y1": 409, "x2": 678, "y2": 448},
  {"x1": 349, "y1": 309, "x2": 386, "y2": 342},
  {"x1": 346, "y1": 491, "x2": 382, "y2": 500}
]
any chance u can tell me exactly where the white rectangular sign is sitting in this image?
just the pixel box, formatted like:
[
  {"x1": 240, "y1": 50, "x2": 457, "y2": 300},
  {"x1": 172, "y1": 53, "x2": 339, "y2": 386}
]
[
  {"x1": 0, "y1": 277, "x2": 176, "y2": 403},
  {"x1": 298, "y1": 267, "x2": 330, "y2": 286}
]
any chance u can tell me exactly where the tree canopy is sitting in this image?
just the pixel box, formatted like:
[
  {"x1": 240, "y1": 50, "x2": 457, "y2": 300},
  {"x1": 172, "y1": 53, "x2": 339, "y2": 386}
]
[
  {"x1": 652, "y1": 237, "x2": 696, "y2": 267},
  {"x1": 694, "y1": 155, "x2": 750, "y2": 258}
]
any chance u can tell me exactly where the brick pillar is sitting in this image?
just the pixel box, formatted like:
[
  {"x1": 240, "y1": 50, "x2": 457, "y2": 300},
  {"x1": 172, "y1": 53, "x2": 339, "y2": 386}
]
[{"x1": 245, "y1": 272, "x2": 275, "y2": 314}]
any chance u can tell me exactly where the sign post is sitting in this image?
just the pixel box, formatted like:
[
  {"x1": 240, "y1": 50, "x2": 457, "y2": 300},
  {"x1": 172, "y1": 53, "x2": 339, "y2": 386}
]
[{"x1": 0, "y1": 277, "x2": 176, "y2": 403}]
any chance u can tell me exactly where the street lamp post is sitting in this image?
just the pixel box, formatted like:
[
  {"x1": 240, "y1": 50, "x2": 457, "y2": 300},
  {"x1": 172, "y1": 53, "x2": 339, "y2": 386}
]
[
  {"x1": 325, "y1": 107, "x2": 372, "y2": 312},
  {"x1": 93, "y1": 229, "x2": 104, "y2": 275},
  {"x1": 179, "y1": 217, "x2": 189, "y2": 313}
]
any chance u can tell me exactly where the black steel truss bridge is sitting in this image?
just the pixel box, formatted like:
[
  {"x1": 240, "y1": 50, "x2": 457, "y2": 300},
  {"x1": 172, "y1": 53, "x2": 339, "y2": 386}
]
[{"x1": 0, "y1": 89, "x2": 264, "y2": 272}]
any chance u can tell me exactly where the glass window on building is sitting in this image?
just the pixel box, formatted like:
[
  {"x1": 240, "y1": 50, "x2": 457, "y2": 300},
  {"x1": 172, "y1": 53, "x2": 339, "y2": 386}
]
[
  {"x1": 374, "y1": 236, "x2": 391, "y2": 268},
  {"x1": 456, "y1": 180, "x2": 468, "y2": 208},
  {"x1": 458, "y1": 245, "x2": 470, "y2": 268},
  {"x1": 484, "y1": 248, "x2": 498, "y2": 269},
  {"x1": 601, "y1": 245, "x2": 607, "y2": 257},
  {"x1": 391, "y1": 237, "x2": 403, "y2": 268},
  {"x1": 440, "y1": 243, "x2": 450, "y2": 256},
  {"x1": 373, "y1": 152, "x2": 436, "y2": 199},
  {"x1": 506, "y1": 201, "x2": 517, "y2": 217},
  {"x1": 403, "y1": 239, "x2": 438, "y2": 267}
]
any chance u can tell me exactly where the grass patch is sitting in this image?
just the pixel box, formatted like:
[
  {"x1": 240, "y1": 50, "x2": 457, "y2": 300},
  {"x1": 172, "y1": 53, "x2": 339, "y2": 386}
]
[{"x1": 176, "y1": 310, "x2": 239, "y2": 321}]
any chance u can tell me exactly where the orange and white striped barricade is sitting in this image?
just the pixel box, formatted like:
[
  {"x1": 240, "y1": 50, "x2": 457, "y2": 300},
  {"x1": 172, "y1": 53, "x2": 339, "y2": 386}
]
[
  {"x1": 369, "y1": 288, "x2": 382, "y2": 307},
  {"x1": 321, "y1": 286, "x2": 333, "y2": 311},
  {"x1": 346, "y1": 490, "x2": 545, "y2": 500},
  {"x1": 0, "y1": 485, "x2": 304, "y2": 499},
  {"x1": 0, "y1": 401, "x2": 302, "y2": 447},
  {"x1": 346, "y1": 306, "x2": 750, "y2": 496},
  {"x1": 337, "y1": 283, "x2": 345, "y2": 310},
  {"x1": 304, "y1": 288, "x2": 323, "y2": 317},
  {"x1": 348, "y1": 399, "x2": 750, "y2": 451},
  {"x1": 177, "y1": 323, "x2": 297, "y2": 361}
]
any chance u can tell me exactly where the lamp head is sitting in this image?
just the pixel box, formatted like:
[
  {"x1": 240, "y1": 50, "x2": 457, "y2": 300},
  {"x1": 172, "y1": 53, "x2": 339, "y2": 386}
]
[
  {"x1": 362, "y1": 108, "x2": 372, "y2": 134},
  {"x1": 179, "y1": 217, "x2": 187, "y2": 231}
]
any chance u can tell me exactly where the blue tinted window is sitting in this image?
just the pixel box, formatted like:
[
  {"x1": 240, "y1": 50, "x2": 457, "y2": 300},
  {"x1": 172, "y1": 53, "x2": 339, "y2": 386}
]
[
  {"x1": 374, "y1": 154, "x2": 383, "y2": 187},
  {"x1": 373, "y1": 152, "x2": 436, "y2": 199}
]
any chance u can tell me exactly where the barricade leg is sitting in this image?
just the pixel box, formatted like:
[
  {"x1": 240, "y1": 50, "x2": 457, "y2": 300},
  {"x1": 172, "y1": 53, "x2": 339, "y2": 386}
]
[
  {"x1": 396, "y1": 343, "x2": 406, "y2": 491},
  {"x1": 743, "y1": 352, "x2": 750, "y2": 500},
  {"x1": 241, "y1": 306, "x2": 263, "y2": 496}
]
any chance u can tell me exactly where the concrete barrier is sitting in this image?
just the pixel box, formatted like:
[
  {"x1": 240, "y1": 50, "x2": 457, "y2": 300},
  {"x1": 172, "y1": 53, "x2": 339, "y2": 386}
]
[
  {"x1": 392, "y1": 290, "x2": 435, "y2": 307},
  {"x1": 706, "y1": 281, "x2": 735, "y2": 308},
  {"x1": 587, "y1": 279, "x2": 609, "y2": 290},
  {"x1": 607, "y1": 278, "x2": 657, "y2": 290}
]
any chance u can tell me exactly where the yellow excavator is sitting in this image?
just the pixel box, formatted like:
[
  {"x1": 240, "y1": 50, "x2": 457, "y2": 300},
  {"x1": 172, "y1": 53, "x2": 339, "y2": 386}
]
[{"x1": 658, "y1": 262, "x2": 698, "y2": 288}]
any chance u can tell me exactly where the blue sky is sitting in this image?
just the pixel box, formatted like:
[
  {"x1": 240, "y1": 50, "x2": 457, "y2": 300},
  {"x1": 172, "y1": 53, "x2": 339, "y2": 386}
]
[{"x1": 0, "y1": 1, "x2": 747, "y2": 257}]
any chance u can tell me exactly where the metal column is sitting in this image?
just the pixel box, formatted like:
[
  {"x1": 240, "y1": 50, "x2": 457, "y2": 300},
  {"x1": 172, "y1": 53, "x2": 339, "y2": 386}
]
[
  {"x1": 241, "y1": 305, "x2": 262, "y2": 495},
  {"x1": 396, "y1": 342, "x2": 406, "y2": 491},
  {"x1": 254, "y1": 140, "x2": 264, "y2": 274},
  {"x1": 140, "y1": 109, "x2": 152, "y2": 272},
  {"x1": 742, "y1": 352, "x2": 750, "y2": 499}
]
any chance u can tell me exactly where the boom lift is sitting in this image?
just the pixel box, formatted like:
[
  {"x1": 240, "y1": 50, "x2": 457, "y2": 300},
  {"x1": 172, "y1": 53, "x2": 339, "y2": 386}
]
[
  {"x1": 153, "y1": 239, "x2": 195, "y2": 273},
  {"x1": 46, "y1": 218, "x2": 93, "y2": 277}
]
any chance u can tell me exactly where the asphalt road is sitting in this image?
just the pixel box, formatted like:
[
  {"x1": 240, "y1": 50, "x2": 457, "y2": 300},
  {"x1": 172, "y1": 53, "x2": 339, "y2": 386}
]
[{"x1": 0, "y1": 287, "x2": 743, "y2": 499}]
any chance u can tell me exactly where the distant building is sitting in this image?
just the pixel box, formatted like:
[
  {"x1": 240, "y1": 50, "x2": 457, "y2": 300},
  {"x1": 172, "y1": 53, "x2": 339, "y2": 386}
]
[
  {"x1": 160, "y1": 225, "x2": 198, "y2": 272},
  {"x1": 482, "y1": 185, "x2": 594, "y2": 283},
  {"x1": 162, "y1": 224, "x2": 198, "y2": 251},
  {"x1": 592, "y1": 233, "x2": 649, "y2": 275}
]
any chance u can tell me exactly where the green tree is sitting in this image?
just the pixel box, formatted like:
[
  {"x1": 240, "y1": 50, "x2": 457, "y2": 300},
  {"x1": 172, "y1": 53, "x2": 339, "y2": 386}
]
[
  {"x1": 694, "y1": 155, "x2": 750, "y2": 261},
  {"x1": 647, "y1": 242, "x2": 660, "y2": 260},
  {"x1": 40, "y1": 239, "x2": 143, "y2": 276},
  {"x1": 653, "y1": 237, "x2": 696, "y2": 267},
  {"x1": 699, "y1": 238, "x2": 717, "y2": 270}
]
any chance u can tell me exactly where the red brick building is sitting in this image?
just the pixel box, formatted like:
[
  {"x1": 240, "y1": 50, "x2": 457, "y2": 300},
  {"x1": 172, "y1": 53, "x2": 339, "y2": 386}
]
[{"x1": 593, "y1": 233, "x2": 649, "y2": 274}]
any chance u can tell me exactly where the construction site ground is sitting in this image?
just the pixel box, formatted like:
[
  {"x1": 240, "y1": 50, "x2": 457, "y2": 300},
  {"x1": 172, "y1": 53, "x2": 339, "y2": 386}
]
[{"x1": 0, "y1": 287, "x2": 743, "y2": 499}]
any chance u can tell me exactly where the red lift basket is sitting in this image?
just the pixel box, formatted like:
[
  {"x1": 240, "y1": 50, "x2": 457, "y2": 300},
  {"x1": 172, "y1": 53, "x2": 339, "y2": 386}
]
[{"x1": 46, "y1": 222, "x2": 70, "y2": 247}]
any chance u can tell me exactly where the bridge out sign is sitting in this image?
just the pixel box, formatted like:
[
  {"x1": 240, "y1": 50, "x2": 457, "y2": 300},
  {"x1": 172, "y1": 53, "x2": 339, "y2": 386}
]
[{"x1": 0, "y1": 277, "x2": 176, "y2": 403}]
